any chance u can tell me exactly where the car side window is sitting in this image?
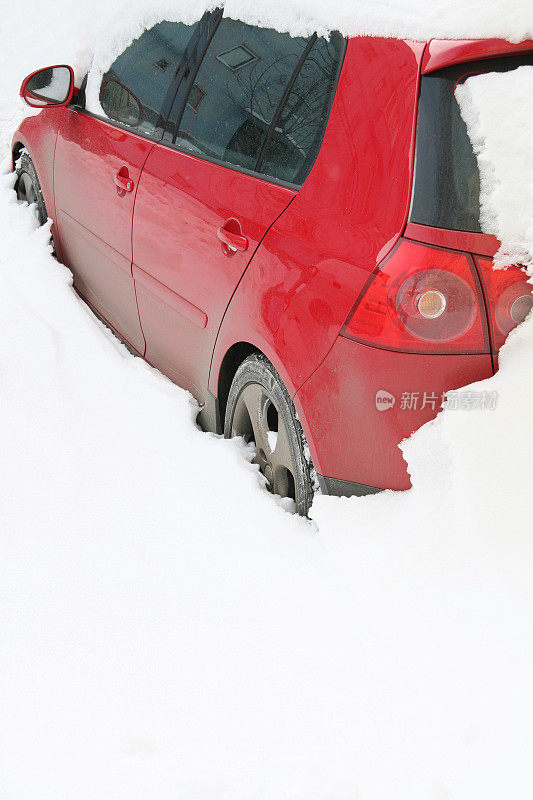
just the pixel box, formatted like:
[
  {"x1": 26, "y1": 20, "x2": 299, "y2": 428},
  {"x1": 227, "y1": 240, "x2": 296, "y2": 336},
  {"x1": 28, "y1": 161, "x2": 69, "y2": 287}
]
[
  {"x1": 98, "y1": 20, "x2": 200, "y2": 137},
  {"x1": 258, "y1": 33, "x2": 344, "y2": 185},
  {"x1": 173, "y1": 18, "x2": 313, "y2": 174}
]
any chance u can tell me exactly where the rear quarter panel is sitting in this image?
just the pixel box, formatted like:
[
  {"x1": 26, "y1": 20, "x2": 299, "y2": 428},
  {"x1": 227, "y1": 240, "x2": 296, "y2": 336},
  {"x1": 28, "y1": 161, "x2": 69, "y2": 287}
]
[{"x1": 210, "y1": 37, "x2": 426, "y2": 399}]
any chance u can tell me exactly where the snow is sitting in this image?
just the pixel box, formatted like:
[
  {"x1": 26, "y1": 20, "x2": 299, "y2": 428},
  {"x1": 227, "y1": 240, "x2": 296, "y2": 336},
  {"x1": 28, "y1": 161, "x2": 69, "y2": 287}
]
[
  {"x1": 83, "y1": 0, "x2": 532, "y2": 117},
  {"x1": 456, "y1": 66, "x2": 533, "y2": 269},
  {"x1": 1, "y1": 2, "x2": 533, "y2": 800},
  {"x1": 223, "y1": 0, "x2": 533, "y2": 41},
  {"x1": 267, "y1": 430, "x2": 279, "y2": 452}
]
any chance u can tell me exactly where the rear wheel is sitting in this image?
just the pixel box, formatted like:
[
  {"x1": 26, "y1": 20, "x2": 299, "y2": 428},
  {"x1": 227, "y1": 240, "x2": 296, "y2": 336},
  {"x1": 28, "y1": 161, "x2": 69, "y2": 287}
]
[
  {"x1": 224, "y1": 354, "x2": 314, "y2": 516},
  {"x1": 15, "y1": 152, "x2": 48, "y2": 227}
]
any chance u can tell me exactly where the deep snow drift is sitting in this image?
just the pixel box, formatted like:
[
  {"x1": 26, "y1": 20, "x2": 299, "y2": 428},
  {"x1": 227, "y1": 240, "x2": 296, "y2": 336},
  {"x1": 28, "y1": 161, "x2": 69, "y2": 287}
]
[
  {"x1": 456, "y1": 66, "x2": 533, "y2": 269},
  {"x1": 1, "y1": 2, "x2": 532, "y2": 799}
]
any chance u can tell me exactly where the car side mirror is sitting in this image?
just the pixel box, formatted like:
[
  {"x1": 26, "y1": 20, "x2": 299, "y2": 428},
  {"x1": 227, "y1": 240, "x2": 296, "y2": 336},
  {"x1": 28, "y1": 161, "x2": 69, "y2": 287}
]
[{"x1": 21, "y1": 65, "x2": 74, "y2": 108}]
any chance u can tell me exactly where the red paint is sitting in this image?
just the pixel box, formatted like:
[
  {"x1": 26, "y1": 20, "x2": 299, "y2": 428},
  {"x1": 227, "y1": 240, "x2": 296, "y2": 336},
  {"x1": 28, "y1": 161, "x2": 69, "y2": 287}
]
[
  {"x1": 132, "y1": 144, "x2": 295, "y2": 399},
  {"x1": 422, "y1": 38, "x2": 533, "y2": 74},
  {"x1": 11, "y1": 33, "x2": 531, "y2": 495},
  {"x1": 294, "y1": 338, "x2": 493, "y2": 489},
  {"x1": 209, "y1": 37, "x2": 426, "y2": 398},
  {"x1": 53, "y1": 109, "x2": 152, "y2": 353},
  {"x1": 217, "y1": 222, "x2": 249, "y2": 253},
  {"x1": 405, "y1": 222, "x2": 500, "y2": 258},
  {"x1": 134, "y1": 265, "x2": 208, "y2": 330}
]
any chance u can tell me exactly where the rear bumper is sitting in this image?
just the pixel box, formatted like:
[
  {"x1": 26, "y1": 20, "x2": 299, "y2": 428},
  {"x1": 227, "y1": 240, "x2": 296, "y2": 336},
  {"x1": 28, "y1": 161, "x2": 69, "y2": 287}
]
[{"x1": 295, "y1": 335, "x2": 494, "y2": 492}]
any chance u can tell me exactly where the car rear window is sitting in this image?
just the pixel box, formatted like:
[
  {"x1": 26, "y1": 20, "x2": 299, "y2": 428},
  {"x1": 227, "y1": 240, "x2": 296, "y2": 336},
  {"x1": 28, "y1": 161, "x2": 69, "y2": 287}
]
[{"x1": 410, "y1": 53, "x2": 533, "y2": 233}]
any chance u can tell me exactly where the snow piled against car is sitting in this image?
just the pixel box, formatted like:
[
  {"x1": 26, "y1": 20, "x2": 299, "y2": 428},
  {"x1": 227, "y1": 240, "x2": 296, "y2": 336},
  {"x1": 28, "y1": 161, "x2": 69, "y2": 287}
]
[{"x1": 0, "y1": 1, "x2": 532, "y2": 799}]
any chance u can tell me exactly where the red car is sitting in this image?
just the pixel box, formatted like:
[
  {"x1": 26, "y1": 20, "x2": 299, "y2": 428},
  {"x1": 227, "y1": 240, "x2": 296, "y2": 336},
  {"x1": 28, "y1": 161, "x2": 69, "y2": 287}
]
[{"x1": 13, "y1": 13, "x2": 533, "y2": 514}]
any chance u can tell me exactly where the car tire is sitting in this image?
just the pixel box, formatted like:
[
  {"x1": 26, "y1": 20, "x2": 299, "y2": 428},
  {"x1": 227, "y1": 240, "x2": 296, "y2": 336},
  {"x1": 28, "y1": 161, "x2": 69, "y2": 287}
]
[
  {"x1": 224, "y1": 353, "x2": 314, "y2": 516},
  {"x1": 15, "y1": 152, "x2": 48, "y2": 227}
]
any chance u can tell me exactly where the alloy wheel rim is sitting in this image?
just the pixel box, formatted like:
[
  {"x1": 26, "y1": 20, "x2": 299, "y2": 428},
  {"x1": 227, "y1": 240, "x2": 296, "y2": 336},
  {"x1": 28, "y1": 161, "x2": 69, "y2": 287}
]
[{"x1": 231, "y1": 382, "x2": 297, "y2": 501}]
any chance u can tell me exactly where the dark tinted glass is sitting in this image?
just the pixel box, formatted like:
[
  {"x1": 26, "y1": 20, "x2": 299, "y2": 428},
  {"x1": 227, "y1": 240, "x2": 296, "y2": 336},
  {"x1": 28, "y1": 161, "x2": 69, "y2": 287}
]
[
  {"x1": 174, "y1": 18, "x2": 312, "y2": 173},
  {"x1": 259, "y1": 33, "x2": 344, "y2": 184},
  {"x1": 100, "y1": 20, "x2": 200, "y2": 136},
  {"x1": 410, "y1": 54, "x2": 532, "y2": 233}
]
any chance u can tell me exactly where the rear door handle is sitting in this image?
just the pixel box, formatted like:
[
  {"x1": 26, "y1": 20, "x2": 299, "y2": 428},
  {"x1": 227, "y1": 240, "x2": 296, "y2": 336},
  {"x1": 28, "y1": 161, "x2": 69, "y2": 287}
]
[
  {"x1": 114, "y1": 173, "x2": 134, "y2": 193},
  {"x1": 217, "y1": 225, "x2": 248, "y2": 252}
]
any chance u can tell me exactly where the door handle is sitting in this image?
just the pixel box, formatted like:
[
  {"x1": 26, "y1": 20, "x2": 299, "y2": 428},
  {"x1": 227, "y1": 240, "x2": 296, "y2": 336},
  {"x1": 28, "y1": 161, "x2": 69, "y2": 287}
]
[
  {"x1": 217, "y1": 225, "x2": 248, "y2": 252},
  {"x1": 114, "y1": 172, "x2": 134, "y2": 193}
]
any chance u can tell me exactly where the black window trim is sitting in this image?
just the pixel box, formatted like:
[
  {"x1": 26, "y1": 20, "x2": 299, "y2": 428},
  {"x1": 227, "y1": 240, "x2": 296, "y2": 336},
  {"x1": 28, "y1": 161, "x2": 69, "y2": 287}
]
[
  {"x1": 162, "y1": 8, "x2": 223, "y2": 142},
  {"x1": 67, "y1": 105, "x2": 166, "y2": 145},
  {"x1": 154, "y1": 10, "x2": 220, "y2": 137},
  {"x1": 158, "y1": 138, "x2": 304, "y2": 191},
  {"x1": 67, "y1": 104, "x2": 303, "y2": 191},
  {"x1": 254, "y1": 32, "x2": 318, "y2": 174}
]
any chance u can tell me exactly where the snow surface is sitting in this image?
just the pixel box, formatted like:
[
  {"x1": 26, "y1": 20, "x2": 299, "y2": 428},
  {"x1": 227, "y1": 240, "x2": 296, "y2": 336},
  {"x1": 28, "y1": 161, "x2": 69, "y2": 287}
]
[
  {"x1": 1, "y1": 1, "x2": 533, "y2": 799},
  {"x1": 456, "y1": 66, "x2": 533, "y2": 269},
  {"x1": 84, "y1": 0, "x2": 533, "y2": 118}
]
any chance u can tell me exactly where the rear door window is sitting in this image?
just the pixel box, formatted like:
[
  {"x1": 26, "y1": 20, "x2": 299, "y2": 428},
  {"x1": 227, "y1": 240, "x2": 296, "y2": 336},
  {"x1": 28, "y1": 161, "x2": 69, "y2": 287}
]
[
  {"x1": 96, "y1": 20, "x2": 202, "y2": 137},
  {"x1": 258, "y1": 32, "x2": 344, "y2": 184},
  {"x1": 172, "y1": 18, "x2": 344, "y2": 185},
  {"x1": 173, "y1": 18, "x2": 311, "y2": 172}
]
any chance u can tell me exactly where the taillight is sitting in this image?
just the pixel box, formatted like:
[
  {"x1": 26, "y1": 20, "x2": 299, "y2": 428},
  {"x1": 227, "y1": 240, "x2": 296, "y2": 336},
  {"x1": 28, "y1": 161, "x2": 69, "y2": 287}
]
[
  {"x1": 342, "y1": 239, "x2": 489, "y2": 354},
  {"x1": 473, "y1": 256, "x2": 533, "y2": 351}
]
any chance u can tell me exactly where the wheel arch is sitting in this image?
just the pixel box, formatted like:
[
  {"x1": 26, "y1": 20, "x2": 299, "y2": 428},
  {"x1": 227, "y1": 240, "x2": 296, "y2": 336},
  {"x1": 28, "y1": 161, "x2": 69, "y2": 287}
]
[
  {"x1": 10, "y1": 113, "x2": 62, "y2": 240},
  {"x1": 216, "y1": 341, "x2": 261, "y2": 430},
  {"x1": 12, "y1": 140, "x2": 26, "y2": 170},
  {"x1": 207, "y1": 338, "x2": 301, "y2": 432},
  {"x1": 209, "y1": 338, "x2": 321, "y2": 475}
]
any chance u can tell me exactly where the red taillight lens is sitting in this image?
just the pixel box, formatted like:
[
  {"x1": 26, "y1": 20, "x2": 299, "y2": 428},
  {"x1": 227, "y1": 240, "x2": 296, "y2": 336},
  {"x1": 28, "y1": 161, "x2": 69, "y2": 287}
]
[
  {"x1": 473, "y1": 256, "x2": 533, "y2": 351},
  {"x1": 343, "y1": 239, "x2": 489, "y2": 354}
]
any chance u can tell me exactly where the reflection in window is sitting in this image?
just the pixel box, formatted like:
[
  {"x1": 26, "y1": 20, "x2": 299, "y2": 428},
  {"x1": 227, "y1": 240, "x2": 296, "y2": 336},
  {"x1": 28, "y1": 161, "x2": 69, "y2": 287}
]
[
  {"x1": 410, "y1": 54, "x2": 533, "y2": 232},
  {"x1": 175, "y1": 19, "x2": 311, "y2": 172},
  {"x1": 217, "y1": 45, "x2": 259, "y2": 71},
  {"x1": 187, "y1": 83, "x2": 206, "y2": 113},
  {"x1": 99, "y1": 20, "x2": 199, "y2": 136},
  {"x1": 175, "y1": 19, "x2": 343, "y2": 185},
  {"x1": 100, "y1": 79, "x2": 143, "y2": 128},
  {"x1": 260, "y1": 33, "x2": 344, "y2": 184}
]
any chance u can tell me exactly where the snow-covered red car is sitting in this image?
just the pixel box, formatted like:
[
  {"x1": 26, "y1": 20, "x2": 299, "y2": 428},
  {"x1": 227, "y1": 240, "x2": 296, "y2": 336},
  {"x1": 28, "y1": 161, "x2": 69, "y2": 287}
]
[{"x1": 12, "y1": 13, "x2": 533, "y2": 513}]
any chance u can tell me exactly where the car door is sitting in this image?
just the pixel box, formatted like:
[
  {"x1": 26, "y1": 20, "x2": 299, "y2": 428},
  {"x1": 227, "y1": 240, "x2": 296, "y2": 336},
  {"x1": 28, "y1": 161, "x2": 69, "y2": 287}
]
[
  {"x1": 53, "y1": 17, "x2": 207, "y2": 353},
  {"x1": 132, "y1": 18, "x2": 344, "y2": 401}
]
